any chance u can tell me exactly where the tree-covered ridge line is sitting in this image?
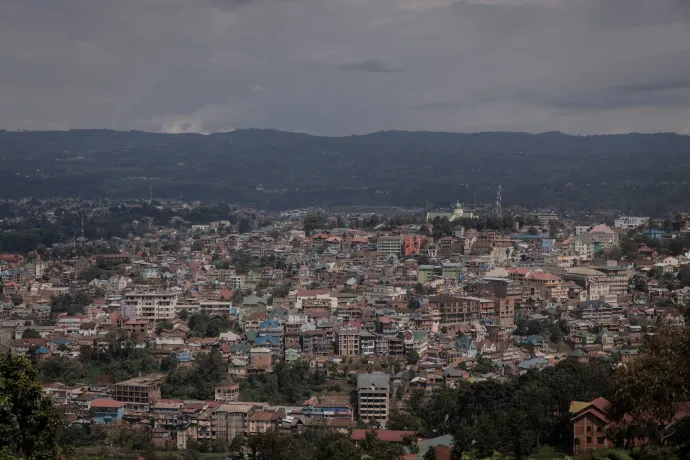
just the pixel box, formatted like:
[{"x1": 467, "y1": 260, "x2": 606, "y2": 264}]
[{"x1": 2, "y1": 129, "x2": 690, "y2": 211}]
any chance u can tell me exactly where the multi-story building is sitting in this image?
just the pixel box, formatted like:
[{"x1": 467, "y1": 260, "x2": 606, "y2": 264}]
[
  {"x1": 301, "y1": 329, "x2": 332, "y2": 356},
  {"x1": 357, "y1": 373, "x2": 390, "y2": 426},
  {"x1": 359, "y1": 330, "x2": 376, "y2": 356},
  {"x1": 436, "y1": 295, "x2": 491, "y2": 329},
  {"x1": 614, "y1": 216, "x2": 648, "y2": 230},
  {"x1": 112, "y1": 373, "x2": 166, "y2": 412},
  {"x1": 412, "y1": 303, "x2": 441, "y2": 333},
  {"x1": 363, "y1": 284, "x2": 403, "y2": 302},
  {"x1": 575, "y1": 225, "x2": 594, "y2": 236},
  {"x1": 417, "y1": 265, "x2": 435, "y2": 283},
  {"x1": 566, "y1": 267, "x2": 620, "y2": 306},
  {"x1": 534, "y1": 212, "x2": 558, "y2": 225},
  {"x1": 295, "y1": 289, "x2": 336, "y2": 310},
  {"x1": 198, "y1": 301, "x2": 233, "y2": 316},
  {"x1": 337, "y1": 325, "x2": 360, "y2": 356},
  {"x1": 591, "y1": 265, "x2": 630, "y2": 299},
  {"x1": 524, "y1": 272, "x2": 568, "y2": 300},
  {"x1": 571, "y1": 235, "x2": 595, "y2": 260},
  {"x1": 212, "y1": 402, "x2": 267, "y2": 442},
  {"x1": 123, "y1": 292, "x2": 179, "y2": 325},
  {"x1": 376, "y1": 236, "x2": 404, "y2": 256},
  {"x1": 215, "y1": 384, "x2": 240, "y2": 402},
  {"x1": 588, "y1": 224, "x2": 618, "y2": 250},
  {"x1": 403, "y1": 330, "x2": 429, "y2": 357},
  {"x1": 575, "y1": 300, "x2": 614, "y2": 321}
]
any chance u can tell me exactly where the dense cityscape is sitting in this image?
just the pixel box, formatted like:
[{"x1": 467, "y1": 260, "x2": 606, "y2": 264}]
[
  {"x1": 3, "y1": 1, "x2": 690, "y2": 459},
  {"x1": 1, "y1": 197, "x2": 690, "y2": 459}
]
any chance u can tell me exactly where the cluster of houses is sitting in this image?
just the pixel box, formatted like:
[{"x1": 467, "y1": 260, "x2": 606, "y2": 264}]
[{"x1": 2, "y1": 204, "x2": 690, "y2": 457}]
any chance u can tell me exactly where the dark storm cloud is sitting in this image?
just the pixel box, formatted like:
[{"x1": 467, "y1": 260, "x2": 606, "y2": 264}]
[
  {"x1": 1, "y1": 0, "x2": 690, "y2": 134},
  {"x1": 622, "y1": 78, "x2": 690, "y2": 94},
  {"x1": 411, "y1": 101, "x2": 464, "y2": 109},
  {"x1": 339, "y1": 58, "x2": 398, "y2": 73}
]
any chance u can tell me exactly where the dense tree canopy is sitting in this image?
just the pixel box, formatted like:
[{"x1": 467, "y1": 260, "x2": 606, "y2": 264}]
[
  {"x1": 162, "y1": 348, "x2": 228, "y2": 400},
  {"x1": 187, "y1": 312, "x2": 232, "y2": 337},
  {"x1": 239, "y1": 360, "x2": 329, "y2": 405},
  {"x1": 609, "y1": 325, "x2": 690, "y2": 446},
  {"x1": 0, "y1": 354, "x2": 63, "y2": 460}
]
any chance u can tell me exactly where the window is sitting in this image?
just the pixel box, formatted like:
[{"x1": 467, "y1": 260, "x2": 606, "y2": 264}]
[{"x1": 586, "y1": 437, "x2": 592, "y2": 444}]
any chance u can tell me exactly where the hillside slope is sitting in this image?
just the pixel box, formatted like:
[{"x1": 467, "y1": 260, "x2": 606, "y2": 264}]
[{"x1": 0, "y1": 129, "x2": 688, "y2": 212}]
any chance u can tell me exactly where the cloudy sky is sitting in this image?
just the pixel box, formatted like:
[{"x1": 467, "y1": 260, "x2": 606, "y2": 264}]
[{"x1": 2, "y1": 0, "x2": 690, "y2": 135}]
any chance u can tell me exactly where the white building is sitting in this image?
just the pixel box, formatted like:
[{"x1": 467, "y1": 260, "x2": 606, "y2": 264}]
[
  {"x1": 364, "y1": 284, "x2": 405, "y2": 302},
  {"x1": 198, "y1": 301, "x2": 233, "y2": 316},
  {"x1": 575, "y1": 225, "x2": 594, "y2": 236},
  {"x1": 295, "y1": 289, "x2": 336, "y2": 310},
  {"x1": 123, "y1": 292, "x2": 179, "y2": 325},
  {"x1": 614, "y1": 216, "x2": 649, "y2": 230},
  {"x1": 534, "y1": 212, "x2": 558, "y2": 224}
]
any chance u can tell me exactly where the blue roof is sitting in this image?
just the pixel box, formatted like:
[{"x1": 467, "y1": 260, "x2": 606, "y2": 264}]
[
  {"x1": 518, "y1": 357, "x2": 548, "y2": 369},
  {"x1": 521, "y1": 335, "x2": 546, "y2": 345},
  {"x1": 260, "y1": 319, "x2": 280, "y2": 328},
  {"x1": 35, "y1": 346, "x2": 50, "y2": 354},
  {"x1": 175, "y1": 351, "x2": 192, "y2": 362},
  {"x1": 255, "y1": 335, "x2": 281, "y2": 345}
]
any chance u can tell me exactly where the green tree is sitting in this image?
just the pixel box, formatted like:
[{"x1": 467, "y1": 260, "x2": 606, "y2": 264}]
[
  {"x1": 155, "y1": 320, "x2": 174, "y2": 335},
  {"x1": 406, "y1": 349, "x2": 420, "y2": 365},
  {"x1": 21, "y1": 328, "x2": 41, "y2": 339},
  {"x1": 609, "y1": 326, "x2": 690, "y2": 445},
  {"x1": 423, "y1": 445, "x2": 437, "y2": 460},
  {"x1": 303, "y1": 213, "x2": 327, "y2": 234},
  {"x1": 0, "y1": 354, "x2": 63, "y2": 460}
]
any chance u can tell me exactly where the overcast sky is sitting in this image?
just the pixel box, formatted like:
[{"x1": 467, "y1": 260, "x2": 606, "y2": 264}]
[{"x1": 2, "y1": 0, "x2": 690, "y2": 135}]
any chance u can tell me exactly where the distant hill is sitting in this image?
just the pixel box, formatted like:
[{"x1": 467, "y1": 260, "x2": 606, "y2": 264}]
[{"x1": 1, "y1": 129, "x2": 689, "y2": 212}]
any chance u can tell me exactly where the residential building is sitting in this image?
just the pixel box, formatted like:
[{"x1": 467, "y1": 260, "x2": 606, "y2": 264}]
[
  {"x1": 570, "y1": 398, "x2": 613, "y2": 455},
  {"x1": 213, "y1": 402, "x2": 267, "y2": 442},
  {"x1": 91, "y1": 398, "x2": 126, "y2": 425},
  {"x1": 571, "y1": 235, "x2": 595, "y2": 260},
  {"x1": 215, "y1": 384, "x2": 240, "y2": 402},
  {"x1": 337, "y1": 325, "x2": 360, "y2": 356},
  {"x1": 123, "y1": 292, "x2": 179, "y2": 325},
  {"x1": 360, "y1": 330, "x2": 376, "y2": 356},
  {"x1": 376, "y1": 236, "x2": 404, "y2": 256},
  {"x1": 295, "y1": 289, "x2": 336, "y2": 310},
  {"x1": 575, "y1": 225, "x2": 594, "y2": 236},
  {"x1": 112, "y1": 373, "x2": 166, "y2": 412},
  {"x1": 588, "y1": 224, "x2": 618, "y2": 250},
  {"x1": 357, "y1": 373, "x2": 390, "y2": 426},
  {"x1": 614, "y1": 216, "x2": 648, "y2": 230},
  {"x1": 575, "y1": 300, "x2": 614, "y2": 322},
  {"x1": 436, "y1": 295, "x2": 492, "y2": 329},
  {"x1": 249, "y1": 347, "x2": 272, "y2": 371}
]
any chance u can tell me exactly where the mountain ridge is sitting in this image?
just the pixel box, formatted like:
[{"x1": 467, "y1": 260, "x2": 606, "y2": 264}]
[{"x1": 1, "y1": 129, "x2": 689, "y2": 212}]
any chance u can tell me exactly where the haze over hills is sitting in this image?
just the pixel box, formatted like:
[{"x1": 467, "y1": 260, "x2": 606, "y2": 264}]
[{"x1": 1, "y1": 129, "x2": 689, "y2": 213}]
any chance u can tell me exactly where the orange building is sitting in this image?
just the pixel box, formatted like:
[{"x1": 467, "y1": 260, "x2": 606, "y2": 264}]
[{"x1": 402, "y1": 235, "x2": 425, "y2": 257}]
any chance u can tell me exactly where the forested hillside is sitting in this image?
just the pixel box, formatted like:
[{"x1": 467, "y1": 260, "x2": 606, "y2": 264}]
[{"x1": 1, "y1": 129, "x2": 689, "y2": 212}]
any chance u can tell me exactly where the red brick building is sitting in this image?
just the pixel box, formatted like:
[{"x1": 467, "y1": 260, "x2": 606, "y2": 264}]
[{"x1": 570, "y1": 397, "x2": 614, "y2": 454}]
